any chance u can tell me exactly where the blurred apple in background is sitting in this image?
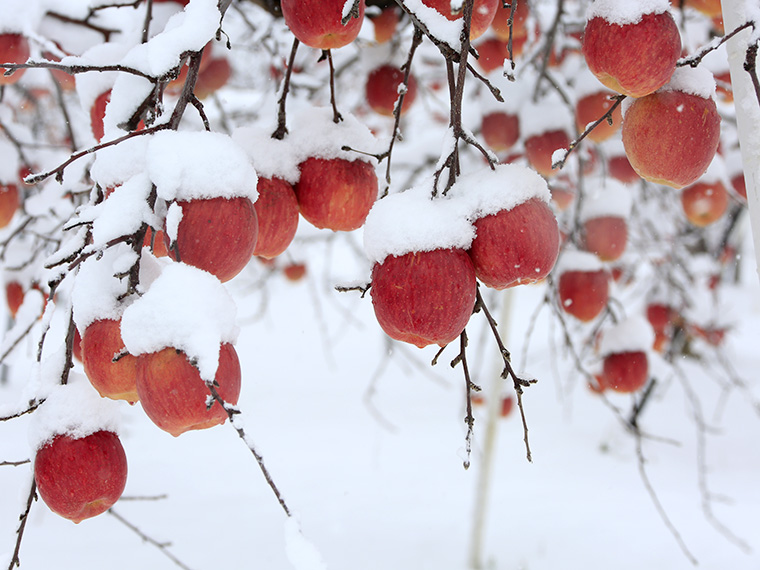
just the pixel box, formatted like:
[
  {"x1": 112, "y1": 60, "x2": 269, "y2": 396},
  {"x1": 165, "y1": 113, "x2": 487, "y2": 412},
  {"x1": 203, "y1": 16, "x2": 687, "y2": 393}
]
[
  {"x1": 81, "y1": 319, "x2": 139, "y2": 403},
  {"x1": 165, "y1": 196, "x2": 258, "y2": 282},
  {"x1": 295, "y1": 157, "x2": 378, "y2": 231},
  {"x1": 0, "y1": 183, "x2": 20, "y2": 228},
  {"x1": 524, "y1": 129, "x2": 570, "y2": 178},
  {"x1": 370, "y1": 248, "x2": 476, "y2": 348},
  {"x1": 90, "y1": 90, "x2": 111, "y2": 142},
  {"x1": 421, "y1": 0, "x2": 499, "y2": 40},
  {"x1": 556, "y1": 251, "x2": 610, "y2": 322},
  {"x1": 582, "y1": 8, "x2": 681, "y2": 98},
  {"x1": 0, "y1": 34, "x2": 30, "y2": 86},
  {"x1": 5, "y1": 281, "x2": 23, "y2": 318},
  {"x1": 365, "y1": 64, "x2": 418, "y2": 117},
  {"x1": 490, "y1": 0, "x2": 530, "y2": 41},
  {"x1": 280, "y1": 0, "x2": 365, "y2": 50},
  {"x1": 680, "y1": 180, "x2": 729, "y2": 227},
  {"x1": 575, "y1": 91, "x2": 622, "y2": 142},
  {"x1": 34, "y1": 430, "x2": 128, "y2": 523},
  {"x1": 601, "y1": 351, "x2": 649, "y2": 393},
  {"x1": 136, "y1": 343, "x2": 241, "y2": 437},
  {"x1": 368, "y1": 5, "x2": 400, "y2": 43},
  {"x1": 283, "y1": 262, "x2": 307, "y2": 282},
  {"x1": 480, "y1": 110, "x2": 520, "y2": 152},
  {"x1": 193, "y1": 57, "x2": 232, "y2": 100}
]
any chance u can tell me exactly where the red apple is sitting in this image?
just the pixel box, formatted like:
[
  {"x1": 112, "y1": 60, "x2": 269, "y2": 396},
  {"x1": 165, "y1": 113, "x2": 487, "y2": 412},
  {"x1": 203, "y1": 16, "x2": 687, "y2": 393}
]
[
  {"x1": 601, "y1": 351, "x2": 649, "y2": 393},
  {"x1": 193, "y1": 57, "x2": 231, "y2": 100},
  {"x1": 165, "y1": 196, "x2": 258, "y2": 282},
  {"x1": 480, "y1": 111, "x2": 520, "y2": 152},
  {"x1": 581, "y1": 216, "x2": 628, "y2": 262},
  {"x1": 252, "y1": 177, "x2": 299, "y2": 259},
  {"x1": 283, "y1": 262, "x2": 307, "y2": 281},
  {"x1": 582, "y1": 10, "x2": 681, "y2": 97},
  {"x1": 714, "y1": 70, "x2": 733, "y2": 103},
  {"x1": 0, "y1": 34, "x2": 30, "y2": 86},
  {"x1": 491, "y1": 0, "x2": 530, "y2": 40},
  {"x1": 365, "y1": 64, "x2": 418, "y2": 117},
  {"x1": 73, "y1": 327, "x2": 83, "y2": 363},
  {"x1": 81, "y1": 319, "x2": 139, "y2": 403},
  {"x1": 469, "y1": 197, "x2": 560, "y2": 289},
  {"x1": 421, "y1": 0, "x2": 499, "y2": 40},
  {"x1": 5, "y1": 281, "x2": 23, "y2": 318},
  {"x1": 622, "y1": 88, "x2": 721, "y2": 189},
  {"x1": 474, "y1": 38, "x2": 509, "y2": 74},
  {"x1": 369, "y1": 6, "x2": 400, "y2": 43},
  {"x1": 557, "y1": 267, "x2": 610, "y2": 322},
  {"x1": 294, "y1": 157, "x2": 378, "y2": 231},
  {"x1": 500, "y1": 395, "x2": 514, "y2": 417},
  {"x1": 166, "y1": 46, "x2": 212, "y2": 95},
  {"x1": 685, "y1": 0, "x2": 722, "y2": 18},
  {"x1": 281, "y1": 0, "x2": 365, "y2": 50},
  {"x1": 575, "y1": 91, "x2": 622, "y2": 143},
  {"x1": 680, "y1": 180, "x2": 728, "y2": 227},
  {"x1": 91, "y1": 90, "x2": 111, "y2": 142},
  {"x1": 143, "y1": 227, "x2": 169, "y2": 257},
  {"x1": 607, "y1": 154, "x2": 640, "y2": 185},
  {"x1": 731, "y1": 172, "x2": 746, "y2": 200},
  {"x1": 524, "y1": 129, "x2": 570, "y2": 178},
  {"x1": 0, "y1": 183, "x2": 20, "y2": 228},
  {"x1": 136, "y1": 342, "x2": 241, "y2": 437},
  {"x1": 34, "y1": 430, "x2": 127, "y2": 523},
  {"x1": 646, "y1": 302, "x2": 675, "y2": 352},
  {"x1": 370, "y1": 248, "x2": 476, "y2": 348}
]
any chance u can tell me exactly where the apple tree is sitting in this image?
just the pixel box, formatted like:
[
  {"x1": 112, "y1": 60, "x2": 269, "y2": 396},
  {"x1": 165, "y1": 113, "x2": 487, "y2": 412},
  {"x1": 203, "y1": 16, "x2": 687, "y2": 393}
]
[{"x1": 0, "y1": 0, "x2": 758, "y2": 567}]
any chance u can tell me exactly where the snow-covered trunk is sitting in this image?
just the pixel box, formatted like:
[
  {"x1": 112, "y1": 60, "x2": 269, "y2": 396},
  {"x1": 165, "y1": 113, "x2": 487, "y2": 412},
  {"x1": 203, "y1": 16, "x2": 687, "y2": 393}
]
[{"x1": 721, "y1": 0, "x2": 760, "y2": 279}]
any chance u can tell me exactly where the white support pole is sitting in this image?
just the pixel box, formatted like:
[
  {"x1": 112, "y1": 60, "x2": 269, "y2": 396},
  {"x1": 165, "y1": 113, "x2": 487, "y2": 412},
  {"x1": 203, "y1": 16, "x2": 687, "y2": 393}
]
[{"x1": 721, "y1": 0, "x2": 760, "y2": 280}]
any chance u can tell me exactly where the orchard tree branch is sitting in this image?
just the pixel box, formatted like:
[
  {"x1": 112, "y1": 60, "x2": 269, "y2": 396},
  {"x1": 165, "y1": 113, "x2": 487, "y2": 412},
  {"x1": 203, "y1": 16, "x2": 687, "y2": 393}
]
[
  {"x1": 677, "y1": 21, "x2": 755, "y2": 68},
  {"x1": 1, "y1": 61, "x2": 156, "y2": 83},
  {"x1": 7, "y1": 479, "x2": 36, "y2": 570},
  {"x1": 46, "y1": 11, "x2": 120, "y2": 40},
  {"x1": 450, "y1": 330, "x2": 477, "y2": 470}
]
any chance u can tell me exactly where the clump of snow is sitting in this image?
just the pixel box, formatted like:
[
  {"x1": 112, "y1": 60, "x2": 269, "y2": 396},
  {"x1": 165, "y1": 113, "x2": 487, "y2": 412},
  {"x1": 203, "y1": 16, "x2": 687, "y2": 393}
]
[
  {"x1": 147, "y1": 130, "x2": 259, "y2": 203},
  {"x1": 519, "y1": 91, "x2": 573, "y2": 140},
  {"x1": 573, "y1": 66, "x2": 616, "y2": 100},
  {"x1": 90, "y1": 136, "x2": 150, "y2": 188},
  {"x1": 363, "y1": 180, "x2": 475, "y2": 264},
  {"x1": 284, "y1": 518, "x2": 328, "y2": 570},
  {"x1": 402, "y1": 0, "x2": 463, "y2": 50},
  {"x1": 74, "y1": 42, "x2": 132, "y2": 115},
  {"x1": 579, "y1": 178, "x2": 632, "y2": 221},
  {"x1": 85, "y1": 174, "x2": 156, "y2": 247},
  {"x1": 661, "y1": 66, "x2": 716, "y2": 99},
  {"x1": 120, "y1": 262, "x2": 239, "y2": 381},
  {"x1": 288, "y1": 106, "x2": 382, "y2": 165},
  {"x1": 448, "y1": 164, "x2": 551, "y2": 220},
  {"x1": 0, "y1": 0, "x2": 44, "y2": 35},
  {"x1": 0, "y1": 137, "x2": 19, "y2": 184},
  {"x1": 587, "y1": 0, "x2": 671, "y2": 25},
  {"x1": 555, "y1": 249, "x2": 605, "y2": 274},
  {"x1": 231, "y1": 125, "x2": 302, "y2": 184},
  {"x1": 28, "y1": 374, "x2": 122, "y2": 451},
  {"x1": 72, "y1": 245, "x2": 138, "y2": 332},
  {"x1": 598, "y1": 315, "x2": 654, "y2": 356}
]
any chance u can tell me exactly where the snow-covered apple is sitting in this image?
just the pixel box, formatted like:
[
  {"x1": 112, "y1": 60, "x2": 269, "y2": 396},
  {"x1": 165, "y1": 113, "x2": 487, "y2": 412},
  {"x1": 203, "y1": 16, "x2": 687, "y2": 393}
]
[
  {"x1": 365, "y1": 64, "x2": 418, "y2": 117},
  {"x1": 369, "y1": 6, "x2": 400, "y2": 44},
  {"x1": 252, "y1": 177, "x2": 299, "y2": 259},
  {"x1": 582, "y1": 4, "x2": 681, "y2": 98},
  {"x1": 579, "y1": 180, "x2": 631, "y2": 262},
  {"x1": 81, "y1": 319, "x2": 139, "y2": 403},
  {"x1": 294, "y1": 157, "x2": 378, "y2": 232},
  {"x1": 280, "y1": 0, "x2": 365, "y2": 50},
  {"x1": 164, "y1": 196, "x2": 258, "y2": 282},
  {"x1": 34, "y1": 430, "x2": 128, "y2": 523},
  {"x1": 556, "y1": 252, "x2": 610, "y2": 322},
  {"x1": 136, "y1": 343, "x2": 241, "y2": 437},
  {"x1": 621, "y1": 68, "x2": 721, "y2": 189}
]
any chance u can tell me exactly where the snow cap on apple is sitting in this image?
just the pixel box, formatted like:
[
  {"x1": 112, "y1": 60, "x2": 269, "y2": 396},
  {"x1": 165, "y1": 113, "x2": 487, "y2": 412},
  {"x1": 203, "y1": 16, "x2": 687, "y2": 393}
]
[
  {"x1": 598, "y1": 315, "x2": 655, "y2": 357},
  {"x1": 120, "y1": 262, "x2": 238, "y2": 382}
]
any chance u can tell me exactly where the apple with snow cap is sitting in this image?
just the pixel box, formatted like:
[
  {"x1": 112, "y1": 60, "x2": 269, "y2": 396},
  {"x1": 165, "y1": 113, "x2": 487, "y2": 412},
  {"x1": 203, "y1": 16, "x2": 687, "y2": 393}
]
[
  {"x1": 520, "y1": 94, "x2": 572, "y2": 178},
  {"x1": 598, "y1": 316, "x2": 653, "y2": 393},
  {"x1": 556, "y1": 250, "x2": 610, "y2": 322},
  {"x1": 579, "y1": 180, "x2": 631, "y2": 262},
  {"x1": 369, "y1": 6, "x2": 400, "y2": 44},
  {"x1": 81, "y1": 318, "x2": 139, "y2": 403},
  {"x1": 365, "y1": 185, "x2": 477, "y2": 348},
  {"x1": 621, "y1": 67, "x2": 721, "y2": 189},
  {"x1": 582, "y1": 0, "x2": 681, "y2": 98},
  {"x1": 280, "y1": 0, "x2": 365, "y2": 50},
  {"x1": 252, "y1": 177, "x2": 299, "y2": 259},
  {"x1": 451, "y1": 165, "x2": 560, "y2": 290}
]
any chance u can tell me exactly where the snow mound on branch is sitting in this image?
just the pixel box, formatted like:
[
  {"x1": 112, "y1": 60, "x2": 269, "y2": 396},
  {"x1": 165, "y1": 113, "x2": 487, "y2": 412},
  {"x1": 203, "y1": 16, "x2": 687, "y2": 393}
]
[
  {"x1": 579, "y1": 178, "x2": 632, "y2": 221},
  {"x1": 363, "y1": 180, "x2": 475, "y2": 264},
  {"x1": 587, "y1": 0, "x2": 671, "y2": 25},
  {"x1": 90, "y1": 136, "x2": 150, "y2": 188},
  {"x1": 598, "y1": 316, "x2": 654, "y2": 356},
  {"x1": 28, "y1": 374, "x2": 122, "y2": 451},
  {"x1": 232, "y1": 126, "x2": 302, "y2": 184},
  {"x1": 147, "y1": 130, "x2": 259, "y2": 202},
  {"x1": 0, "y1": 0, "x2": 44, "y2": 35},
  {"x1": 402, "y1": 0, "x2": 463, "y2": 51},
  {"x1": 120, "y1": 262, "x2": 239, "y2": 382},
  {"x1": 448, "y1": 163, "x2": 552, "y2": 219}
]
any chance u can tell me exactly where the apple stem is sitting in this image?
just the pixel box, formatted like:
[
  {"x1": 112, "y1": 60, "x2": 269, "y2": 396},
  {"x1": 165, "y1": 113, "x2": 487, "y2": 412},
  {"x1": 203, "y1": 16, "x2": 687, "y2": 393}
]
[
  {"x1": 326, "y1": 50, "x2": 343, "y2": 124},
  {"x1": 719, "y1": 0, "x2": 760, "y2": 281},
  {"x1": 272, "y1": 37, "x2": 299, "y2": 140}
]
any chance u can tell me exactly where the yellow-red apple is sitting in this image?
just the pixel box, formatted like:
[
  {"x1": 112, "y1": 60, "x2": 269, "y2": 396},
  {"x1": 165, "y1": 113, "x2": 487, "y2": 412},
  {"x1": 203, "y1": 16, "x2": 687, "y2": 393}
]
[
  {"x1": 369, "y1": 6, "x2": 400, "y2": 43},
  {"x1": 582, "y1": 10, "x2": 681, "y2": 97},
  {"x1": 34, "y1": 430, "x2": 127, "y2": 523},
  {"x1": 81, "y1": 319, "x2": 139, "y2": 403},
  {"x1": 295, "y1": 157, "x2": 378, "y2": 231},
  {"x1": 575, "y1": 91, "x2": 622, "y2": 143},
  {"x1": 680, "y1": 180, "x2": 728, "y2": 227},
  {"x1": 370, "y1": 248, "x2": 476, "y2": 348},
  {"x1": 165, "y1": 196, "x2": 258, "y2": 282},
  {"x1": 468, "y1": 197, "x2": 560, "y2": 289},
  {"x1": 136, "y1": 343, "x2": 241, "y2": 437},
  {"x1": 281, "y1": 0, "x2": 365, "y2": 50}
]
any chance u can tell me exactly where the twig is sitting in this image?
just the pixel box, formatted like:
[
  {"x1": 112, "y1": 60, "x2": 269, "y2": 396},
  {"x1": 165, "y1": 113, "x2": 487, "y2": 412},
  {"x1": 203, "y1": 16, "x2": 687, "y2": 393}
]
[{"x1": 7, "y1": 479, "x2": 36, "y2": 570}]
